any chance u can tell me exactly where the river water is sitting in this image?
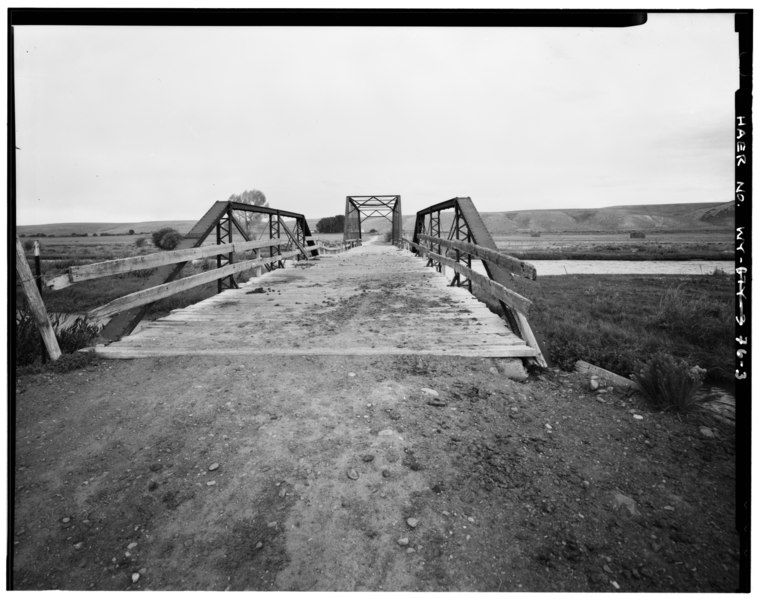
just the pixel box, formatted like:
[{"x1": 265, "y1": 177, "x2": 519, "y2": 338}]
[
  {"x1": 455, "y1": 259, "x2": 733, "y2": 279},
  {"x1": 527, "y1": 260, "x2": 734, "y2": 276}
]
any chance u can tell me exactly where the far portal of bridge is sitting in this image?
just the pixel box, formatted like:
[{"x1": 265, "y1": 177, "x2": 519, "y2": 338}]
[{"x1": 344, "y1": 195, "x2": 402, "y2": 245}]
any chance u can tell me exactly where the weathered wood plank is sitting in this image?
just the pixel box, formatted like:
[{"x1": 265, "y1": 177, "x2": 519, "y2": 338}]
[
  {"x1": 575, "y1": 360, "x2": 640, "y2": 390},
  {"x1": 46, "y1": 238, "x2": 295, "y2": 290},
  {"x1": 15, "y1": 236, "x2": 62, "y2": 360},
  {"x1": 513, "y1": 310, "x2": 548, "y2": 367},
  {"x1": 418, "y1": 234, "x2": 536, "y2": 280},
  {"x1": 412, "y1": 244, "x2": 533, "y2": 315},
  {"x1": 95, "y1": 345, "x2": 539, "y2": 359},
  {"x1": 87, "y1": 250, "x2": 301, "y2": 321}
]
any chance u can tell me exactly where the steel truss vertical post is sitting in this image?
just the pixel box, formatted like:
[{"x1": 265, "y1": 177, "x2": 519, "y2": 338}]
[
  {"x1": 273, "y1": 212, "x2": 283, "y2": 269},
  {"x1": 266, "y1": 213, "x2": 278, "y2": 272},
  {"x1": 450, "y1": 208, "x2": 461, "y2": 287},
  {"x1": 216, "y1": 208, "x2": 237, "y2": 293},
  {"x1": 450, "y1": 202, "x2": 472, "y2": 291},
  {"x1": 392, "y1": 195, "x2": 402, "y2": 246},
  {"x1": 426, "y1": 210, "x2": 442, "y2": 272}
]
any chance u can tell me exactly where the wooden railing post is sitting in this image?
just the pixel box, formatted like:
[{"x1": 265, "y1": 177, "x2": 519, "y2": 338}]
[
  {"x1": 15, "y1": 236, "x2": 61, "y2": 361},
  {"x1": 33, "y1": 240, "x2": 47, "y2": 363}
]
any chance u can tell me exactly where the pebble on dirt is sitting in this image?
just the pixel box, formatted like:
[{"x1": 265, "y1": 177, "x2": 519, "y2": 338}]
[
  {"x1": 422, "y1": 388, "x2": 447, "y2": 407},
  {"x1": 397, "y1": 537, "x2": 410, "y2": 546},
  {"x1": 347, "y1": 469, "x2": 359, "y2": 480},
  {"x1": 612, "y1": 492, "x2": 640, "y2": 517},
  {"x1": 406, "y1": 518, "x2": 419, "y2": 528},
  {"x1": 131, "y1": 573, "x2": 140, "y2": 584},
  {"x1": 208, "y1": 462, "x2": 220, "y2": 471},
  {"x1": 700, "y1": 426, "x2": 716, "y2": 438},
  {"x1": 361, "y1": 454, "x2": 375, "y2": 462}
]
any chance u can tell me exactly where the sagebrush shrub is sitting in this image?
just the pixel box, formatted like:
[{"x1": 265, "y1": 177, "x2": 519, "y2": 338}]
[
  {"x1": 15, "y1": 307, "x2": 102, "y2": 367},
  {"x1": 152, "y1": 227, "x2": 183, "y2": 250},
  {"x1": 633, "y1": 352, "x2": 705, "y2": 413}
]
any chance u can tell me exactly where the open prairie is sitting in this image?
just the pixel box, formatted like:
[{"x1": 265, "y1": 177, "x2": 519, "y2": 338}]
[
  {"x1": 492, "y1": 231, "x2": 733, "y2": 261},
  {"x1": 21, "y1": 234, "x2": 154, "y2": 263}
]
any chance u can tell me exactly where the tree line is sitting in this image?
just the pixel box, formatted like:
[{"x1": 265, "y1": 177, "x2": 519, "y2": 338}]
[{"x1": 316, "y1": 215, "x2": 344, "y2": 233}]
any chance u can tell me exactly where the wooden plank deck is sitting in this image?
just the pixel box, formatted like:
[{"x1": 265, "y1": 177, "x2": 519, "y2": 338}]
[{"x1": 94, "y1": 242, "x2": 536, "y2": 372}]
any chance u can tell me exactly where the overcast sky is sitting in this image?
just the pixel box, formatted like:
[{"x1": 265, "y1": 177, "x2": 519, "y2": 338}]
[{"x1": 13, "y1": 13, "x2": 739, "y2": 225}]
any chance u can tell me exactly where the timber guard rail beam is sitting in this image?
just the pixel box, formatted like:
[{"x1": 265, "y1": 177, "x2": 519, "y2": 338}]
[
  {"x1": 406, "y1": 196, "x2": 548, "y2": 367},
  {"x1": 46, "y1": 201, "x2": 318, "y2": 343},
  {"x1": 344, "y1": 195, "x2": 402, "y2": 246}
]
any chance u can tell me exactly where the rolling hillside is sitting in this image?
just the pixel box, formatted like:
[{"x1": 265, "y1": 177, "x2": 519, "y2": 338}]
[
  {"x1": 357, "y1": 201, "x2": 735, "y2": 235},
  {"x1": 17, "y1": 201, "x2": 734, "y2": 238},
  {"x1": 16, "y1": 220, "x2": 197, "y2": 237}
]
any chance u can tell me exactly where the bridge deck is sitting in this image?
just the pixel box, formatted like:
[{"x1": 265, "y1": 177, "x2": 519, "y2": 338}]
[{"x1": 94, "y1": 243, "x2": 537, "y2": 368}]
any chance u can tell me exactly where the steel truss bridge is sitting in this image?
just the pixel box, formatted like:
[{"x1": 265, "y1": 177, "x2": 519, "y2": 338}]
[{"x1": 34, "y1": 195, "x2": 546, "y2": 370}]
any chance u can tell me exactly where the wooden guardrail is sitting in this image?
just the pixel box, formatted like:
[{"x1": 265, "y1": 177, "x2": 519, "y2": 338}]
[
  {"x1": 403, "y1": 239, "x2": 532, "y2": 315},
  {"x1": 417, "y1": 234, "x2": 536, "y2": 280},
  {"x1": 42, "y1": 239, "x2": 320, "y2": 322},
  {"x1": 404, "y1": 234, "x2": 546, "y2": 367},
  {"x1": 86, "y1": 249, "x2": 306, "y2": 321},
  {"x1": 46, "y1": 238, "x2": 300, "y2": 290},
  {"x1": 305, "y1": 237, "x2": 360, "y2": 253}
]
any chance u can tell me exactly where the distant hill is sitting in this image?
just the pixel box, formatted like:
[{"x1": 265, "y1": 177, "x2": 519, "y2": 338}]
[
  {"x1": 17, "y1": 201, "x2": 735, "y2": 239},
  {"x1": 345, "y1": 201, "x2": 735, "y2": 236},
  {"x1": 16, "y1": 220, "x2": 196, "y2": 237}
]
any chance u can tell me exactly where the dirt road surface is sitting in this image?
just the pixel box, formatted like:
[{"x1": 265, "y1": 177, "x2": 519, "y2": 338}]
[{"x1": 12, "y1": 353, "x2": 739, "y2": 591}]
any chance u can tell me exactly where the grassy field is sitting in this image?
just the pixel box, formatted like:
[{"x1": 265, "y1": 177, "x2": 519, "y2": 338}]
[
  {"x1": 20, "y1": 234, "x2": 151, "y2": 262},
  {"x1": 501, "y1": 272, "x2": 734, "y2": 384},
  {"x1": 396, "y1": 230, "x2": 733, "y2": 260},
  {"x1": 496, "y1": 231, "x2": 734, "y2": 261}
]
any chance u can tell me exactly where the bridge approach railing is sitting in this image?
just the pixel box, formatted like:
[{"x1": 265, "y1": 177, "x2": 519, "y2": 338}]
[
  {"x1": 40, "y1": 201, "x2": 320, "y2": 342},
  {"x1": 404, "y1": 196, "x2": 547, "y2": 367}
]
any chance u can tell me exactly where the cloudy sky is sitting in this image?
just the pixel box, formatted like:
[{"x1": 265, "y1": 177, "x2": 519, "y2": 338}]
[{"x1": 13, "y1": 12, "x2": 739, "y2": 225}]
